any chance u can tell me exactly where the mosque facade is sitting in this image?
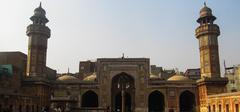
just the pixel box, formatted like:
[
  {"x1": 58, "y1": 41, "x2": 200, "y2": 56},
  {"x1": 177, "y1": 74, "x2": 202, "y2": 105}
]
[{"x1": 0, "y1": 3, "x2": 240, "y2": 112}]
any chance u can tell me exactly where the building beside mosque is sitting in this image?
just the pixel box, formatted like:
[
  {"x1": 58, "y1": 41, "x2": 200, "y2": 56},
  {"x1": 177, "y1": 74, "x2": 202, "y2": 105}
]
[
  {"x1": 0, "y1": 2, "x2": 240, "y2": 112},
  {"x1": 225, "y1": 65, "x2": 240, "y2": 92}
]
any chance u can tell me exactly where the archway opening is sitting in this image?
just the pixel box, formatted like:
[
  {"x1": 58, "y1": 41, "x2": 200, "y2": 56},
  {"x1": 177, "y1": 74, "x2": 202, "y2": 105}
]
[
  {"x1": 179, "y1": 90, "x2": 196, "y2": 112},
  {"x1": 148, "y1": 91, "x2": 165, "y2": 112},
  {"x1": 115, "y1": 92, "x2": 131, "y2": 112},
  {"x1": 81, "y1": 90, "x2": 98, "y2": 107},
  {"x1": 111, "y1": 72, "x2": 134, "y2": 112}
]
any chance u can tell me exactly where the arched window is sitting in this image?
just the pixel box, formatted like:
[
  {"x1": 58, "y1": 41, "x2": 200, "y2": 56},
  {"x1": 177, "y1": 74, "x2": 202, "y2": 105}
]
[
  {"x1": 81, "y1": 90, "x2": 98, "y2": 107},
  {"x1": 179, "y1": 90, "x2": 196, "y2": 112},
  {"x1": 148, "y1": 91, "x2": 165, "y2": 112}
]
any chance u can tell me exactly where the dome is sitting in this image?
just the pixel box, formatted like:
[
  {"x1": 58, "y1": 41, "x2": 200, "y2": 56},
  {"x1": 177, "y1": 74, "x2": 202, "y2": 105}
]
[
  {"x1": 167, "y1": 73, "x2": 191, "y2": 81},
  {"x1": 199, "y1": 3, "x2": 213, "y2": 17},
  {"x1": 83, "y1": 73, "x2": 97, "y2": 81},
  {"x1": 57, "y1": 75, "x2": 79, "y2": 81},
  {"x1": 34, "y1": 2, "x2": 46, "y2": 17},
  {"x1": 149, "y1": 73, "x2": 159, "y2": 79}
]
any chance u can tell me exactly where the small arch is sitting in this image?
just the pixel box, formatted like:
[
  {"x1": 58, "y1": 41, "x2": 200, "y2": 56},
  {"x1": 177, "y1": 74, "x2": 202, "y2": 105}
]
[
  {"x1": 179, "y1": 90, "x2": 196, "y2": 112},
  {"x1": 81, "y1": 90, "x2": 98, "y2": 107},
  {"x1": 148, "y1": 90, "x2": 165, "y2": 112}
]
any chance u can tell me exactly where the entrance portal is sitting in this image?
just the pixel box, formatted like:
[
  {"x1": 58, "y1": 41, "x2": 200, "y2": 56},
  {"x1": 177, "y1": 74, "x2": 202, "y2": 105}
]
[{"x1": 111, "y1": 72, "x2": 134, "y2": 112}]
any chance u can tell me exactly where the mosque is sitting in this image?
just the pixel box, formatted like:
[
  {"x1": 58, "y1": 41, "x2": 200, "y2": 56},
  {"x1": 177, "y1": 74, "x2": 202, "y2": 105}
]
[{"x1": 0, "y1": 2, "x2": 240, "y2": 112}]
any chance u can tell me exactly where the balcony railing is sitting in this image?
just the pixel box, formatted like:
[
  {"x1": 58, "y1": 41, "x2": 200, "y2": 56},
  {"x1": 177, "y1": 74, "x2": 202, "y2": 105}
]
[{"x1": 195, "y1": 24, "x2": 220, "y2": 38}]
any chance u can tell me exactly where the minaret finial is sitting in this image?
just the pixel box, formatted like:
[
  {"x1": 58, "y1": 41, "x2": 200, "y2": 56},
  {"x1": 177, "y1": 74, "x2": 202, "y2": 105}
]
[
  {"x1": 204, "y1": 2, "x2": 207, "y2": 7},
  {"x1": 39, "y1": 2, "x2": 42, "y2": 8}
]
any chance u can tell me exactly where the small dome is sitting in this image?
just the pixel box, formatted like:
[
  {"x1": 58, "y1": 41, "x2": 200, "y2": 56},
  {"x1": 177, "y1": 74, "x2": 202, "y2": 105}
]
[
  {"x1": 167, "y1": 73, "x2": 191, "y2": 81},
  {"x1": 83, "y1": 73, "x2": 97, "y2": 81},
  {"x1": 57, "y1": 75, "x2": 79, "y2": 81},
  {"x1": 200, "y1": 3, "x2": 213, "y2": 17},
  {"x1": 34, "y1": 2, "x2": 46, "y2": 17},
  {"x1": 150, "y1": 73, "x2": 159, "y2": 79}
]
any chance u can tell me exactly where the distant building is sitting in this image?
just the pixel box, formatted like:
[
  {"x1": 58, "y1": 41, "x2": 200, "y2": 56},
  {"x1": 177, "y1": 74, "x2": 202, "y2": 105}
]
[
  {"x1": 150, "y1": 65, "x2": 175, "y2": 79},
  {"x1": 184, "y1": 68, "x2": 201, "y2": 80},
  {"x1": 79, "y1": 60, "x2": 96, "y2": 80},
  {"x1": 0, "y1": 52, "x2": 36, "y2": 112},
  {"x1": 0, "y1": 52, "x2": 27, "y2": 90},
  {"x1": 225, "y1": 65, "x2": 240, "y2": 92}
]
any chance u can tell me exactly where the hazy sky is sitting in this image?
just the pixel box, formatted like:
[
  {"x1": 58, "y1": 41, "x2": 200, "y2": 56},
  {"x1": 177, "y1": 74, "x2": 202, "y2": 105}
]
[{"x1": 0, "y1": 0, "x2": 239, "y2": 73}]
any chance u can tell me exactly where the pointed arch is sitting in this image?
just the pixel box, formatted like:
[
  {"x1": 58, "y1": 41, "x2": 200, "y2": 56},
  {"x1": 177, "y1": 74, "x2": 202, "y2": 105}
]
[
  {"x1": 148, "y1": 90, "x2": 165, "y2": 112},
  {"x1": 111, "y1": 72, "x2": 135, "y2": 112},
  {"x1": 179, "y1": 90, "x2": 196, "y2": 112},
  {"x1": 81, "y1": 90, "x2": 98, "y2": 107}
]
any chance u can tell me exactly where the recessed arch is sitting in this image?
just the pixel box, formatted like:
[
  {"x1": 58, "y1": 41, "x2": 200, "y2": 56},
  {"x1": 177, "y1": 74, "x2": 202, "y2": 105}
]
[
  {"x1": 148, "y1": 90, "x2": 165, "y2": 112},
  {"x1": 81, "y1": 90, "x2": 98, "y2": 107},
  {"x1": 179, "y1": 90, "x2": 196, "y2": 112},
  {"x1": 111, "y1": 72, "x2": 135, "y2": 84},
  {"x1": 111, "y1": 72, "x2": 135, "y2": 112}
]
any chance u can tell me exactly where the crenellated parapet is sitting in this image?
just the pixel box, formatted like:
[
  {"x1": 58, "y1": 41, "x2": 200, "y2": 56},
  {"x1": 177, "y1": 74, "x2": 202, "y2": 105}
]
[{"x1": 195, "y1": 24, "x2": 220, "y2": 38}]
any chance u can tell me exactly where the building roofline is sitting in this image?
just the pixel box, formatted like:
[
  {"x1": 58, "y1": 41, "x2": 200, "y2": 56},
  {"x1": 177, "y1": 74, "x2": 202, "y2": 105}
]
[
  {"x1": 208, "y1": 91, "x2": 240, "y2": 98},
  {"x1": 0, "y1": 51, "x2": 27, "y2": 56}
]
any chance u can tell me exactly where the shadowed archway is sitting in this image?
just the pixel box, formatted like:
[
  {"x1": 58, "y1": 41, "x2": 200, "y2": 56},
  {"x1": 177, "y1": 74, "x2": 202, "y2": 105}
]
[
  {"x1": 179, "y1": 90, "x2": 196, "y2": 112},
  {"x1": 111, "y1": 72, "x2": 135, "y2": 112},
  {"x1": 148, "y1": 91, "x2": 165, "y2": 112},
  {"x1": 81, "y1": 90, "x2": 98, "y2": 107}
]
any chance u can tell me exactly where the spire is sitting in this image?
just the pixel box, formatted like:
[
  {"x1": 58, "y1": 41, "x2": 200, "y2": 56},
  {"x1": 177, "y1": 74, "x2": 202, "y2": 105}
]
[
  {"x1": 39, "y1": 2, "x2": 42, "y2": 8},
  {"x1": 204, "y1": 2, "x2": 207, "y2": 7},
  {"x1": 30, "y1": 2, "x2": 48, "y2": 25}
]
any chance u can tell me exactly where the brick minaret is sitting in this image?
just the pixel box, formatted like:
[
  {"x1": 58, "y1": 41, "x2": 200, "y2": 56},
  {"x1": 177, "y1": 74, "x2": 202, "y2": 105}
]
[
  {"x1": 26, "y1": 2, "x2": 50, "y2": 77},
  {"x1": 195, "y1": 3, "x2": 228, "y2": 112}
]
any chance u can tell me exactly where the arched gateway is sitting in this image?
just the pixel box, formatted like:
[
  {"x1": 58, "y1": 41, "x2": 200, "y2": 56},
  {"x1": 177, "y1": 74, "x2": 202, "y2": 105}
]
[
  {"x1": 179, "y1": 90, "x2": 196, "y2": 112},
  {"x1": 111, "y1": 72, "x2": 135, "y2": 112},
  {"x1": 148, "y1": 91, "x2": 165, "y2": 112}
]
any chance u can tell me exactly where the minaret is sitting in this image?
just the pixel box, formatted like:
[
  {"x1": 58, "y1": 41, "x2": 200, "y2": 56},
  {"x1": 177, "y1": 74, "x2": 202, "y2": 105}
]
[
  {"x1": 26, "y1": 2, "x2": 50, "y2": 77},
  {"x1": 195, "y1": 2, "x2": 220, "y2": 78},
  {"x1": 195, "y1": 3, "x2": 228, "y2": 112},
  {"x1": 24, "y1": 3, "x2": 52, "y2": 110}
]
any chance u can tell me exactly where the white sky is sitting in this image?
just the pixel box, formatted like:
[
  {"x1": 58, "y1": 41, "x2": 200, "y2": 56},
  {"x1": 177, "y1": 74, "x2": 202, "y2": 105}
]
[{"x1": 0, "y1": 0, "x2": 239, "y2": 73}]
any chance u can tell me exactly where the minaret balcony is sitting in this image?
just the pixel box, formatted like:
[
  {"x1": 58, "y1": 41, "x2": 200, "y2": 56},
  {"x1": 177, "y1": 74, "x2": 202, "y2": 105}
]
[
  {"x1": 195, "y1": 24, "x2": 220, "y2": 38},
  {"x1": 26, "y1": 24, "x2": 51, "y2": 38}
]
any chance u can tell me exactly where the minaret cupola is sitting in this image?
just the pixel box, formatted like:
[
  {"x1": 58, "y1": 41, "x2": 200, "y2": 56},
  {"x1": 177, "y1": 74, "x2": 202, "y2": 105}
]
[
  {"x1": 197, "y1": 2, "x2": 216, "y2": 25},
  {"x1": 30, "y1": 2, "x2": 49, "y2": 25}
]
